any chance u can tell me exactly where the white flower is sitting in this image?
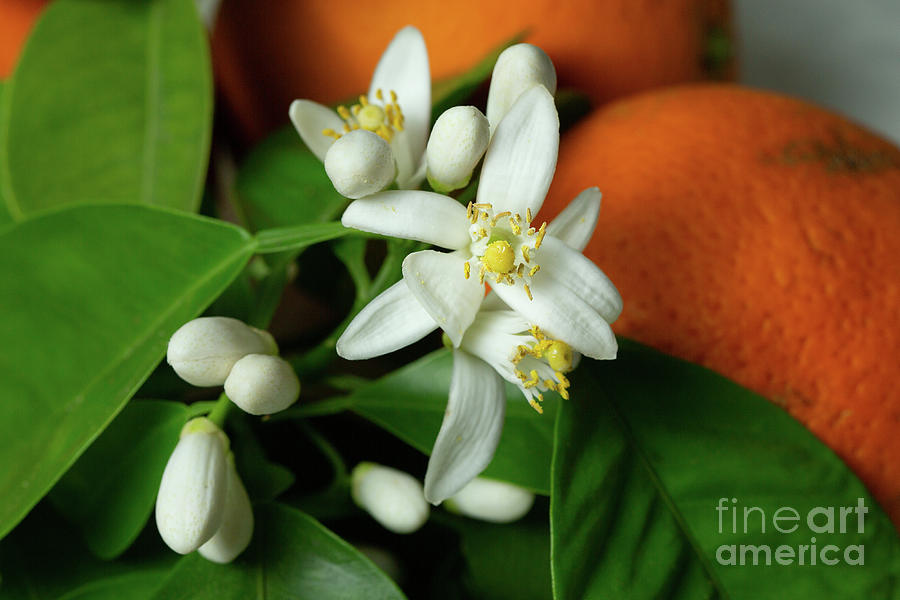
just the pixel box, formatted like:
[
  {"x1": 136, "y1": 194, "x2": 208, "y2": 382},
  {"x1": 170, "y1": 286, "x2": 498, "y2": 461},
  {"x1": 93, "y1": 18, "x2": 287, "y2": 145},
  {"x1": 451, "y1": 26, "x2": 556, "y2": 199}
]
[
  {"x1": 155, "y1": 418, "x2": 229, "y2": 554},
  {"x1": 224, "y1": 353, "x2": 300, "y2": 415},
  {"x1": 167, "y1": 317, "x2": 275, "y2": 387},
  {"x1": 426, "y1": 106, "x2": 490, "y2": 193},
  {"x1": 341, "y1": 86, "x2": 620, "y2": 360},
  {"x1": 289, "y1": 26, "x2": 430, "y2": 198},
  {"x1": 445, "y1": 477, "x2": 535, "y2": 523},
  {"x1": 351, "y1": 462, "x2": 429, "y2": 534},
  {"x1": 198, "y1": 456, "x2": 254, "y2": 564},
  {"x1": 485, "y1": 43, "x2": 557, "y2": 133}
]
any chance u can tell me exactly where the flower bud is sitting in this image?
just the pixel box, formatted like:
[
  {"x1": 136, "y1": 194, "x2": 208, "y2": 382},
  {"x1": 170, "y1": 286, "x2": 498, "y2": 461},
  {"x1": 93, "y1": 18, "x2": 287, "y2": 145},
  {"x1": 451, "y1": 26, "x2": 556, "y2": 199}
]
[
  {"x1": 167, "y1": 317, "x2": 275, "y2": 387},
  {"x1": 155, "y1": 418, "x2": 229, "y2": 554},
  {"x1": 445, "y1": 477, "x2": 535, "y2": 523},
  {"x1": 324, "y1": 129, "x2": 395, "y2": 199},
  {"x1": 351, "y1": 462, "x2": 429, "y2": 534},
  {"x1": 425, "y1": 106, "x2": 490, "y2": 193},
  {"x1": 198, "y1": 457, "x2": 254, "y2": 564},
  {"x1": 223, "y1": 354, "x2": 300, "y2": 415},
  {"x1": 486, "y1": 44, "x2": 557, "y2": 130}
]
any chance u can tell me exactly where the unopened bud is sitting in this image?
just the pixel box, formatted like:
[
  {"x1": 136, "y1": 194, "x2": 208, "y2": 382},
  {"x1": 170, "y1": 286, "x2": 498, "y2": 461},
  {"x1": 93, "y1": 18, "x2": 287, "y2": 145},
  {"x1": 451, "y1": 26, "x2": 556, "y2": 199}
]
[
  {"x1": 324, "y1": 129, "x2": 395, "y2": 199},
  {"x1": 167, "y1": 317, "x2": 274, "y2": 387},
  {"x1": 198, "y1": 458, "x2": 254, "y2": 564},
  {"x1": 223, "y1": 354, "x2": 300, "y2": 415},
  {"x1": 425, "y1": 106, "x2": 490, "y2": 193},
  {"x1": 445, "y1": 477, "x2": 535, "y2": 523},
  {"x1": 155, "y1": 418, "x2": 228, "y2": 554},
  {"x1": 351, "y1": 462, "x2": 429, "y2": 534},
  {"x1": 486, "y1": 44, "x2": 557, "y2": 130}
]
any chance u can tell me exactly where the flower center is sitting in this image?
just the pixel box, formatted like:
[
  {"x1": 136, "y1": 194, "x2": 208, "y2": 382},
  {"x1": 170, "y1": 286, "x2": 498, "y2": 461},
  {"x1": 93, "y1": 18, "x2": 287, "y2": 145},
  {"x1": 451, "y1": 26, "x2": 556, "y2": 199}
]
[
  {"x1": 511, "y1": 326, "x2": 572, "y2": 413},
  {"x1": 462, "y1": 202, "x2": 547, "y2": 301},
  {"x1": 322, "y1": 89, "x2": 405, "y2": 143}
]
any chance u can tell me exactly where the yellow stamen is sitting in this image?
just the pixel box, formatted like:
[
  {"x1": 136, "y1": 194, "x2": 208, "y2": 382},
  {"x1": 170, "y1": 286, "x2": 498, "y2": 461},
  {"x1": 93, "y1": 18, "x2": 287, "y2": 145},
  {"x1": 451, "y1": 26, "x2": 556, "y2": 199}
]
[
  {"x1": 529, "y1": 265, "x2": 541, "y2": 277},
  {"x1": 491, "y1": 211, "x2": 511, "y2": 227},
  {"x1": 322, "y1": 128, "x2": 339, "y2": 139},
  {"x1": 359, "y1": 95, "x2": 369, "y2": 107},
  {"x1": 463, "y1": 261, "x2": 471, "y2": 280},
  {"x1": 524, "y1": 284, "x2": 533, "y2": 301},
  {"x1": 337, "y1": 105, "x2": 351, "y2": 120},
  {"x1": 535, "y1": 222, "x2": 547, "y2": 248},
  {"x1": 390, "y1": 90, "x2": 398, "y2": 104},
  {"x1": 375, "y1": 88, "x2": 384, "y2": 101},
  {"x1": 509, "y1": 217, "x2": 521, "y2": 235},
  {"x1": 526, "y1": 208, "x2": 533, "y2": 223},
  {"x1": 521, "y1": 246, "x2": 531, "y2": 263}
]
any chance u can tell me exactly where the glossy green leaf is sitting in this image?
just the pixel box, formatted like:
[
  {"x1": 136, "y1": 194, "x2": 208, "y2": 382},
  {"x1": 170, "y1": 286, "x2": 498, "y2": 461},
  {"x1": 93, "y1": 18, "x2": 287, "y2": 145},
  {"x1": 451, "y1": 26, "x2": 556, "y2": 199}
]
[
  {"x1": 0, "y1": 80, "x2": 10, "y2": 227},
  {"x1": 255, "y1": 221, "x2": 351, "y2": 254},
  {"x1": 2, "y1": 0, "x2": 212, "y2": 218},
  {"x1": 349, "y1": 349, "x2": 557, "y2": 494},
  {"x1": 452, "y1": 511, "x2": 552, "y2": 600},
  {"x1": 0, "y1": 204, "x2": 255, "y2": 540},
  {"x1": 150, "y1": 503, "x2": 405, "y2": 599},
  {"x1": 0, "y1": 505, "x2": 176, "y2": 600},
  {"x1": 49, "y1": 400, "x2": 189, "y2": 559},
  {"x1": 552, "y1": 339, "x2": 900, "y2": 599},
  {"x1": 236, "y1": 128, "x2": 347, "y2": 232}
]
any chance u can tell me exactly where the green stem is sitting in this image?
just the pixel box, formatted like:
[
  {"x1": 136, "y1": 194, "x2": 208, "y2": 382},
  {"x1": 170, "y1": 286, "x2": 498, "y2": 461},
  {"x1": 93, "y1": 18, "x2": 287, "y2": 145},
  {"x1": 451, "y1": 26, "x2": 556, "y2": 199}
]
[{"x1": 206, "y1": 392, "x2": 233, "y2": 428}]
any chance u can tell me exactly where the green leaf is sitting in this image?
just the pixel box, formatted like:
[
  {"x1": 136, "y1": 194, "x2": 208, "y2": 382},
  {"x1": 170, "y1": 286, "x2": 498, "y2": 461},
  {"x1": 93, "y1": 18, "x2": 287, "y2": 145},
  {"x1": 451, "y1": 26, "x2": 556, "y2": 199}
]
[
  {"x1": 349, "y1": 349, "x2": 557, "y2": 494},
  {"x1": 229, "y1": 417, "x2": 295, "y2": 504},
  {"x1": 551, "y1": 339, "x2": 900, "y2": 599},
  {"x1": 150, "y1": 503, "x2": 406, "y2": 599},
  {"x1": 49, "y1": 400, "x2": 189, "y2": 559},
  {"x1": 2, "y1": 0, "x2": 212, "y2": 219},
  {"x1": 0, "y1": 204, "x2": 255, "y2": 540},
  {"x1": 255, "y1": 221, "x2": 351, "y2": 254},
  {"x1": 0, "y1": 79, "x2": 10, "y2": 228},
  {"x1": 453, "y1": 511, "x2": 552, "y2": 600},
  {"x1": 236, "y1": 127, "x2": 347, "y2": 232},
  {"x1": 430, "y1": 34, "x2": 522, "y2": 123}
]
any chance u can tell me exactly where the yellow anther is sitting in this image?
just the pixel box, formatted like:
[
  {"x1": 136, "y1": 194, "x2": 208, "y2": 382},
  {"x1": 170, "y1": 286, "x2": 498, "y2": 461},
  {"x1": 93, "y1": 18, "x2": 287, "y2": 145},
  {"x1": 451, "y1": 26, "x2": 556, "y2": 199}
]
[
  {"x1": 463, "y1": 262, "x2": 471, "y2": 280},
  {"x1": 529, "y1": 264, "x2": 541, "y2": 277},
  {"x1": 337, "y1": 105, "x2": 352, "y2": 120},
  {"x1": 351, "y1": 104, "x2": 361, "y2": 116},
  {"x1": 546, "y1": 341, "x2": 574, "y2": 373},
  {"x1": 342, "y1": 124, "x2": 351, "y2": 133},
  {"x1": 508, "y1": 217, "x2": 521, "y2": 235},
  {"x1": 473, "y1": 203, "x2": 491, "y2": 209},
  {"x1": 521, "y1": 246, "x2": 531, "y2": 263},
  {"x1": 491, "y1": 211, "x2": 511, "y2": 227},
  {"x1": 322, "y1": 128, "x2": 340, "y2": 139},
  {"x1": 517, "y1": 263, "x2": 524, "y2": 277},
  {"x1": 526, "y1": 208, "x2": 533, "y2": 223},
  {"x1": 359, "y1": 95, "x2": 369, "y2": 107},
  {"x1": 527, "y1": 227, "x2": 536, "y2": 236},
  {"x1": 478, "y1": 228, "x2": 487, "y2": 239},
  {"x1": 375, "y1": 88, "x2": 384, "y2": 101},
  {"x1": 524, "y1": 284, "x2": 533, "y2": 301},
  {"x1": 528, "y1": 398, "x2": 544, "y2": 414},
  {"x1": 358, "y1": 104, "x2": 387, "y2": 131},
  {"x1": 482, "y1": 241, "x2": 515, "y2": 274},
  {"x1": 377, "y1": 125, "x2": 392, "y2": 142},
  {"x1": 466, "y1": 202, "x2": 473, "y2": 220},
  {"x1": 535, "y1": 222, "x2": 547, "y2": 248},
  {"x1": 390, "y1": 90, "x2": 398, "y2": 103}
]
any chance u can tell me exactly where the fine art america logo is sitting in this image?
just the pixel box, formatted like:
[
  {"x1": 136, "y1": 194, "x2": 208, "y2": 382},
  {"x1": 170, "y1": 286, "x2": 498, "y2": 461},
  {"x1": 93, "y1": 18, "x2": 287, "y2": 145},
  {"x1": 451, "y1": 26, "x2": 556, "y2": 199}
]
[{"x1": 715, "y1": 498, "x2": 868, "y2": 566}]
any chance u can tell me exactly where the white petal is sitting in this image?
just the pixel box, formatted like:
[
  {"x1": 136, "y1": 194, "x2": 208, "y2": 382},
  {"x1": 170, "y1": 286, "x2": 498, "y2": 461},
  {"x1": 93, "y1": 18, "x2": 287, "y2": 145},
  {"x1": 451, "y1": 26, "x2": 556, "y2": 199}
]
[
  {"x1": 491, "y1": 277, "x2": 618, "y2": 361},
  {"x1": 198, "y1": 460, "x2": 254, "y2": 564},
  {"x1": 476, "y1": 86, "x2": 559, "y2": 218},
  {"x1": 486, "y1": 44, "x2": 557, "y2": 130},
  {"x1": 351, "y1": 462, "x2": 429, "y2": 534},
  {"x1": 324, "y1": 130, "x2": 395, "y2": 199},
  {"x1": 155, "y1": 427, "x2": 228, "y2": 554},
  {"x1": 446, "y1": 477, "x2": 535, "y2": 523},
  {"x1": 402, "y1": 251, "x2": 484, "y2": 347},
  {"x1": 538, "y1": 235, "x2": 623, "y2": 324},
  {"x1": 424, "y1": 350, "x2": 506, "y2": 505},
  {"x1": 337, "y1": 280, "x2": 437, "y2": 360},
  {"x1": 479, "y1": 291, "x2": 509, "y2": 311},
  {"x1": 546, "y1": 187, "x2": 602, "y2": 252},
  {"x1": 288, "y1": 100, "x2": 344, "y2": 162},
  {"x1": 369, "y1": 27, "x2": 430, "y2": 171},
  {"x1": 341, "y1": 190, "x2": 470, "y2": 249},
  {"x1": 224, "y1": 354, "x2": 300, "y2": 416}
]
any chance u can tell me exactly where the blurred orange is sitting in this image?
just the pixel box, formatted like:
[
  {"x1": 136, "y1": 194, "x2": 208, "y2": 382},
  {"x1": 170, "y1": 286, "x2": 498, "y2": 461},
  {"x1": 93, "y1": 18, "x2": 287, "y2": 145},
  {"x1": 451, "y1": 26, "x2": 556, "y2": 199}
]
[
  {"x1": 543, "y1": 84, "x2": 900, "y2": 526},
  {"x1": 0, "y1": 0, "x2": 46, "y2": 78},
  {"x1": 211, "y1": 0, "x2": 733, "y2": 142}
]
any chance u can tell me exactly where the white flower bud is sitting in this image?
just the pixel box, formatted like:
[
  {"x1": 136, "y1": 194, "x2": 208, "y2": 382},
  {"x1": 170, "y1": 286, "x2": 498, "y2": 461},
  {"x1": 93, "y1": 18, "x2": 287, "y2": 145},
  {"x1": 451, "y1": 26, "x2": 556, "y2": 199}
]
[
  {"x1": 486, "y1": 43, "x2": 557, "y2": 130},
  {"x1": 223, "y1": 354, "x2": 300, "y2": 415},
  {"x1": 351, "y1": 462, "x2": 429, "y2": 534},
  {"x1": 198, "y1": 458, "x2": 253, "y2": 564},
  {"x1": 425, "y1": 106, "x2": 490, "y2": 193},
  {"x1": 167, "y1": 317, "x2": 275, "y2": 387},
  {"x1": 324, "y1": 130, "x2": 395, "y2": 199},
  {"x1": 155, "y1": 418, "x2": 229, "y2": 554},
  {"x1": 445, "y1": 477, "x2": 535, "y2": 523}
]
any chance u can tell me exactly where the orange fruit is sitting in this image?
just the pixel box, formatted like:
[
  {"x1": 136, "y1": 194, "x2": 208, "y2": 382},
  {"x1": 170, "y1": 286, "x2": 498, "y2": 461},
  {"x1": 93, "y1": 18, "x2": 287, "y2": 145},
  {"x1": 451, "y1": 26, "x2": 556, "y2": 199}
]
[
  {"x1": 542, "y1": 84, "x2": 900, "y2": 526},
  {"x1": 211, "y1": 0, "x2": 733, "y2": 142},
  {"x1": 0, "y1": 0, "x2": 47, "y2": 78}
]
